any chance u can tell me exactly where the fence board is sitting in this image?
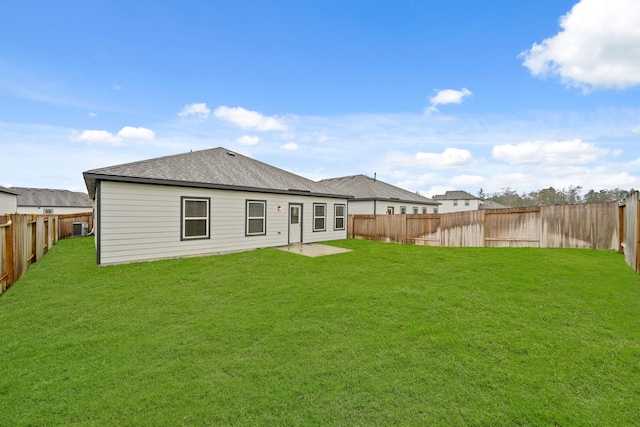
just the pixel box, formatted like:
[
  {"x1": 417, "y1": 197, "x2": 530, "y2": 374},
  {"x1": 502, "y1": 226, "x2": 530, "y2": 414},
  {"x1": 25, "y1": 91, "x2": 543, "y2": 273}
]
[
  {"x1": 623, "y1": 191, "x2": 640, "y2": 273},
  {"x1": 441, "y1": 210, "x2": 484, "y2": 247},
  {"x1": 406, "y1": 215, "x2": 441, "y2": 246}
]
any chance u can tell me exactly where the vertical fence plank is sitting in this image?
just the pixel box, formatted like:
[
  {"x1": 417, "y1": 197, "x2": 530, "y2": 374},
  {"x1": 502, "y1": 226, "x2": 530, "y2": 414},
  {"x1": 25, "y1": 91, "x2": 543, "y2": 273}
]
[{"x1": 622, "y1": 192, "x2": 639, "y2": 273}]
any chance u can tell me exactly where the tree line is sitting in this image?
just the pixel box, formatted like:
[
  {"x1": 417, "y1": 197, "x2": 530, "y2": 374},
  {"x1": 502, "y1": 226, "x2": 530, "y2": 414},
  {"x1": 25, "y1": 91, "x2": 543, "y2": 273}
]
[{"x1": 477, "y1": 186, "x2": 633, "y2": 207}]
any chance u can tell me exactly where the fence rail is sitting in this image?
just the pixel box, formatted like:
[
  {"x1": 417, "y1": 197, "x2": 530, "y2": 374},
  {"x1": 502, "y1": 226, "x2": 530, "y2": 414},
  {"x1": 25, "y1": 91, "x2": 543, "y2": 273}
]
[
  {"x1": 0, "y1": 212, "x2": 93, "y2": 294},
  {"x1": 349, "y1": 202, "x2": 623, "y2": 250}
]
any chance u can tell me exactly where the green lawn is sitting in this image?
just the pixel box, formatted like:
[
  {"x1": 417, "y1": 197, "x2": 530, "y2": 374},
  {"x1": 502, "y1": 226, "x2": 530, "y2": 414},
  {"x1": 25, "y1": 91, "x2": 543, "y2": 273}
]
[{"x1": 1, "y1": 237, "x2": 639, "y2": 426}]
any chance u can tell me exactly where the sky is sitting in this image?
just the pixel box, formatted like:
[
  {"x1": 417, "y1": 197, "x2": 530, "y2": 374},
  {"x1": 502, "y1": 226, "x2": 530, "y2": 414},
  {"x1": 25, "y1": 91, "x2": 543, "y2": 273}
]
[{"x1": 2, "y1": 0, "x2": 640, "y2": 198}]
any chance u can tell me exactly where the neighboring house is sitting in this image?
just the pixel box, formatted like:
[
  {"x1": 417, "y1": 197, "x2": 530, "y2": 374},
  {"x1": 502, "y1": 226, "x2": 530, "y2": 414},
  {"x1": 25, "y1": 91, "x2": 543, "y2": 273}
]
[
  {"x1": 432, "y1": 190, "x2": 509, "y2": 213},
  {"x1": 12, "y1": 187, "x2": 93, "y2": 215},
  {"x1": 0, "y1": 186, "x2": 20, "y2": 215},
  {"x1": 432, "y1": 190, "x2": 482, "y2": 213},
  {"x1": 83, "y1": 147, "x2": 352, "y2": 266},
  {"x1": 319, "y1": 174, "x2": 440, "y2": 214}
]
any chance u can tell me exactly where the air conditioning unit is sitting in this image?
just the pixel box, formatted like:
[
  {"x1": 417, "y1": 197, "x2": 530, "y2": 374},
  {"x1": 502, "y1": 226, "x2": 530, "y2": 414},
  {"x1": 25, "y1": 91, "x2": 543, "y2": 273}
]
[{"x1": 72, "y1": 222, "x2": 89, "y2": 237}]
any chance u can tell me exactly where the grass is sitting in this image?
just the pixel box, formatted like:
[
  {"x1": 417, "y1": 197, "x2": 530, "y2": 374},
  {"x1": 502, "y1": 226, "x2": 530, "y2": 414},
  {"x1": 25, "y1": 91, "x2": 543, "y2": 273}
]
[{"x1": 1, "y1": 237, "x2": 640, "y2": 426}]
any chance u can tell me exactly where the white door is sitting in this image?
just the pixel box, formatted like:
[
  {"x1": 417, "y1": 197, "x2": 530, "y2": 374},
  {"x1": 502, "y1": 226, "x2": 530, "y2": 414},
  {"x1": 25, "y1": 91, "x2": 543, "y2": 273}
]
[{"x1": 289, "y1": 204, "x2": 302, "y2": 244}]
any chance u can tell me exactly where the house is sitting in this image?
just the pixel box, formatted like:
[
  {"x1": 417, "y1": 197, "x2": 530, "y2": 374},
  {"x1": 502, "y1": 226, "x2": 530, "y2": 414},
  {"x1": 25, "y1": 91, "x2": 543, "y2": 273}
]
[
  {"x1": 319, "y1": 174, "x2": 440, "y2": 214},
  {"x1": 432, "y1": 190, "x2": 509, "y2": 213},
  {"x1": 0, "y1": 186, "x2": 20, "y2": 215},
  {"x1": 83, "y1": 147, "x2": 352, "y2": 266},
  {"x1": 12, "y1": 187, "x2": 93, "y2": 215},
  {"x1": 431, "y1": 190, "x2": 481, "y2": 213}
]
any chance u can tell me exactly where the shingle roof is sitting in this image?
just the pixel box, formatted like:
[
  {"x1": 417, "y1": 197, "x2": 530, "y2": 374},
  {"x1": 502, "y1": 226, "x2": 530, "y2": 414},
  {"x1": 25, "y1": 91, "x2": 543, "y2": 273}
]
[
  {"x1": 0, "y1": 186, "x2": 21, "y2": 196},
  {"x1": 318, "y1": 174, "x2": 439, "y2": 205},
  {"x1": 11, "y1": 187, "x2": 92, "y2": 207},
  {"x1": 479, "y1": 200, "x2": 510, "y2": 209},
  {"x1": 83, "y1": 147, "x2": 351, "y2": 199},
  {"x1": 432, "y1": 190, "x2": 480, "y2": 201}
]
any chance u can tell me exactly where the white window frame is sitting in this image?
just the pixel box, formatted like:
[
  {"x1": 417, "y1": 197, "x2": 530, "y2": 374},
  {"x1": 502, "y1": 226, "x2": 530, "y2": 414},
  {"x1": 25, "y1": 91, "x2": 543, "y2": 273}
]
[
  {"x1": 453, "y1": 200, "x2": 458, "y2": 206},
  {"x1": 422, "y1": 207, "x2": 427, "y2": 214},
  {"x1": 465, "y1": 199, "x2": 470, "y2": 206},
  {"x1": 313, "y1": 203, "x2": 326, "y2": 232},
  {"x1": 334, "y1": 204, "x2": 346, "y2": 231},
  {"x1": 246, "y1": 200, "x2": 267, "y2": 236},
  {"x1": 400, "y1": 206, "x2": 407, "y2": 214},
  {"x1": 181, "y1": 197, "x2": 210, "y2": 240}
]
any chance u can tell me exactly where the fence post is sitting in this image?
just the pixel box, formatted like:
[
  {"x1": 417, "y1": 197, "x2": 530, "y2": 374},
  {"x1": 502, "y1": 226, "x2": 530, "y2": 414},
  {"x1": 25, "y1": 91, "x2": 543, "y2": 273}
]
[{"x1": 6, "y1": 214, "x2": 14, "y2": 286}]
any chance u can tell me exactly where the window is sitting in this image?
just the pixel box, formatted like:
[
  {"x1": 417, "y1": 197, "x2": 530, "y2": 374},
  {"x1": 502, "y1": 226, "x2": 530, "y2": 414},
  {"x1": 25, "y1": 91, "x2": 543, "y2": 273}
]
[
  {"x1": 433, "y1": 207, "x2": 438, "y2": 214},
  {"x1": 387, "y1": 206, "x2": 394, "y2": 214},
  {"x1": 313, "y1": 203, "x2": 326, "y2": 231},
  {"x1": 43, "y1": 208, "x2": 54, "y2": 214},
  {"x1": 412, "y1": 207, "x2": 418, "y2": 214},
  {"x1": 400, "y1": 206, "x2": 406, "y2": 214},
  {"x1": 465, "y1": 199, "x2": 470, "y2": 206},
  {"x1": 453, "y1": 200, "x2": 458, "y2": 206},
  {"x1": 334, "y1": 204, "x2": 345, "y2": 230},
  {"x1": 422, "y1": 207, "x2": 427, "y2": 214},
  {"x1": 181, "y1": 197, "x2": 210, "y2": 240},
  {"x1": 246, "y1": 200, "x2": 266, "y2": 236}
]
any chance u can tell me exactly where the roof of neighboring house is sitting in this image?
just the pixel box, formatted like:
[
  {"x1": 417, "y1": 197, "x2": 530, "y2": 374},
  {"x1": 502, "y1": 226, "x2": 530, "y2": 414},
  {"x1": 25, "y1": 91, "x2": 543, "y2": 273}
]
[
  {"x1": 83, "y1": 147, "x2": 352, "y2": 200},
  {"x1": 318, "y1": 174, "x2": 440, "y2": 205},
  {"x1": 0, "y1": 185, "x2": 21, "y2": 196},
  {"x1": 432, "y1": 190, "x2": 481, "y2": 201},
  {"x1": 479, "y1": 200, "x2": 510, "y2": 209},
  {"x1": 11, "y1": 187, "x2": 92, "y2": 207}
]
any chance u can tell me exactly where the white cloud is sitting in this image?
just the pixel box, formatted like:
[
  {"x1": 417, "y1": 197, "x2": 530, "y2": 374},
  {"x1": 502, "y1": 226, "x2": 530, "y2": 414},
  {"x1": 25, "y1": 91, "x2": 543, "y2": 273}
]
[
  {"x1": 237, "y1": 135, "x2": 260, "y2": 146},
  {"x1": 112, "y1": 84, "x2": 122, "y2": 91},
  {"x1": 89, "y1": 112, "x2": 97, "y2": 118},
  {"x1": 424, "y1": 88, "x2": 472, "y2": 115},
  {"x1": 281, "y1": 142, "x2": 298, "y2": 151},
  {"x1": 214, "y1": 106, "x2": 288, "y2": 131},
  {"x1": 71, "y1": 130, "x2": 123, "y2": 146},
  {"x1": 178, "y1": 102, "x2": 211, "y2": 120},
  {"x1": 492, "y1": 139, "x2": 609, "y2": 165},
  {"x1": 632, "y1": 126, "x2": 640, "y2": 134},
  {"x1": 117, "y1": 126, "x2": 155, "y2": 140},
  {"x1": 414, "y1": 148, "x2": 476, "y2": 168},
  {"x1": 520, "y1": 0, "x2": 640, "y2": 90},
  {"x1": 71, "y1": 126, "x2": 155, "y2": 146}
]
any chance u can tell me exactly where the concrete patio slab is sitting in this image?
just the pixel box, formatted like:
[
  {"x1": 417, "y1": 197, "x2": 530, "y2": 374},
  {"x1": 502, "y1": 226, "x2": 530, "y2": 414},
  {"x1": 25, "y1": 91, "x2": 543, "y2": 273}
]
[{"x1": 276, "y1": 243, "x2": 353, "y2": 257}]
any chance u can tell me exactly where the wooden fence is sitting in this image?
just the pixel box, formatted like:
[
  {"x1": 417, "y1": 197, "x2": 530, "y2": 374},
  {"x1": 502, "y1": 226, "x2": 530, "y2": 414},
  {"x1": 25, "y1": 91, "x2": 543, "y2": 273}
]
[
  {"x1": 0, "y1": 212, "x2": 93, "y2": 294},
  {"x1": 349, "y1": 202, "x2": 621, "y2": 250},
  {"x1": 621, "y1": 191, "x2": 640, "y2": 273}
]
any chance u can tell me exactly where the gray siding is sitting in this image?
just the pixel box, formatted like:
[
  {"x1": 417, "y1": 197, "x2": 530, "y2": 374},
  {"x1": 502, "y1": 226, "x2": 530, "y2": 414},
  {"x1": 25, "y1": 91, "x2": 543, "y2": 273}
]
[
  {"x1": 0, "y1": 193, "x2": 17, "y2": 215},
  {"x1": 98, "y1": 181, "x2": 347, "y2": 265}
]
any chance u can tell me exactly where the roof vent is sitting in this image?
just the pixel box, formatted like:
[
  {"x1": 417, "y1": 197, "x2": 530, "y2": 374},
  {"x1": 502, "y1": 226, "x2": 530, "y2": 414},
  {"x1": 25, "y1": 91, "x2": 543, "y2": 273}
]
[{"x1": 227, "y1": 151, "x2": 236, "y2": 156}]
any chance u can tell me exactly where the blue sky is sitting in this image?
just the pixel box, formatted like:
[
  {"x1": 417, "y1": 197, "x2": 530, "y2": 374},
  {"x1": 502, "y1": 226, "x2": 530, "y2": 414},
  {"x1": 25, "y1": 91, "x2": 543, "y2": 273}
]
[{"x1": 2, "y1": 0, "x2": 640, "y2": 197}]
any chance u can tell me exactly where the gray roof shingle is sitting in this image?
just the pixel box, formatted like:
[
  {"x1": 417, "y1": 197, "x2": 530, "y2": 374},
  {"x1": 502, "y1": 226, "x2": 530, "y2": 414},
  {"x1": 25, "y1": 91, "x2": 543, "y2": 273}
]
[
  {"x1": 11, "y1": 187, "x2": 92, "y2": 207},
  {"x1": 0, "y1": 186, "x2": 21, "y2": 196},
  {"x1": 319, "y1": 174, "x2": 439, "y2": 205},
  {"x1": 83, "y1": 147, "x2": 351, "y2": 199}
]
